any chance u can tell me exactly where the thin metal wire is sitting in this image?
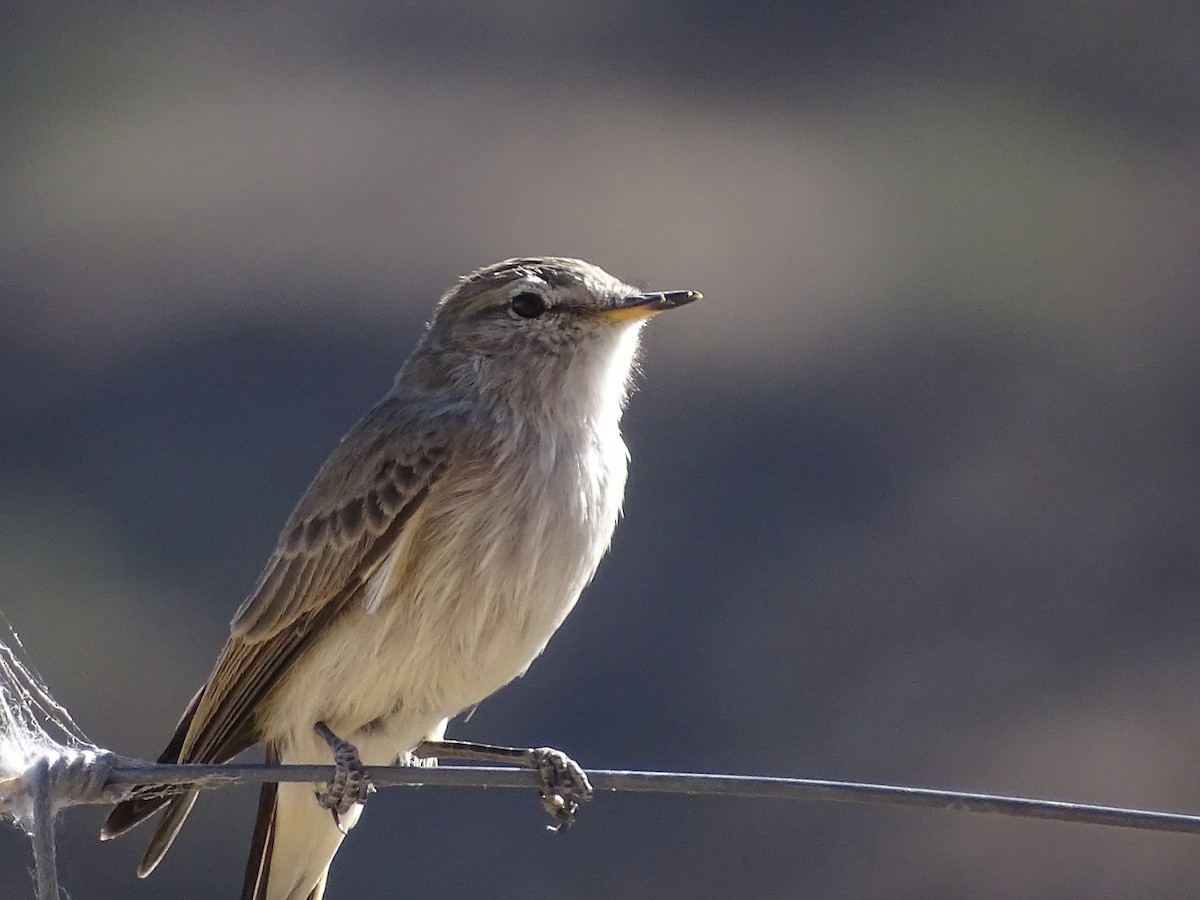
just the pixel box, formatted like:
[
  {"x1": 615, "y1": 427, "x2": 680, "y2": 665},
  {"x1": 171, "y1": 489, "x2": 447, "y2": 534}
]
[
  {"x1": 8, "y1": 751, "x2": 1200, "y2": 900},
  {"x1": 102, "y1": 760, "x2": 1200, "y2": 837}
]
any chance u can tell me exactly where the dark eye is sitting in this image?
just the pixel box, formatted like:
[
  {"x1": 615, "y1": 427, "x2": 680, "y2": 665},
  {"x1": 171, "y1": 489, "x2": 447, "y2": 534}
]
[{"x1": 509, "y1": 291, "x2": 547, "y2": 319}]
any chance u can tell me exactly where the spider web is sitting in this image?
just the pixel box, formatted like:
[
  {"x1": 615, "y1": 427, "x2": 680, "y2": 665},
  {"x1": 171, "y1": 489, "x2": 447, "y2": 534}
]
[{"x1": 0, "y1": 616, "x2": 96, "y2": 831}]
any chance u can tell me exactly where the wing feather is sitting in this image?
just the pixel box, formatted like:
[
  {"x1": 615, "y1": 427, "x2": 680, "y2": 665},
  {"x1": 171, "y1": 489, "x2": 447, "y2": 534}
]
[{"x1": 176, "y1": 396, "x2": 469, "y2": 764}]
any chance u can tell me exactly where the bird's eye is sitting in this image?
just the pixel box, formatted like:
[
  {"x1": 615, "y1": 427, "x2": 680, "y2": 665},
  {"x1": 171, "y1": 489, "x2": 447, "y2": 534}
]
[{"x1": 509, "y1": 291, "x2": 547, "y2": 319}]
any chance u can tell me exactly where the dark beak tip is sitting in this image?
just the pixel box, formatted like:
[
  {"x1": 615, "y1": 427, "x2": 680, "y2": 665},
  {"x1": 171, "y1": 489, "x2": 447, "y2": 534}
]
[{"x1": 648, "y1": 289, "x2": 703, "y2": 310}]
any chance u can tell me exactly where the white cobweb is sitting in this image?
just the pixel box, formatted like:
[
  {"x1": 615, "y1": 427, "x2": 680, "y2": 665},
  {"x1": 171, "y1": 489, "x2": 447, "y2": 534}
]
[{"x1": 0, "y1": 616, "x2": 98, "y2": 834}]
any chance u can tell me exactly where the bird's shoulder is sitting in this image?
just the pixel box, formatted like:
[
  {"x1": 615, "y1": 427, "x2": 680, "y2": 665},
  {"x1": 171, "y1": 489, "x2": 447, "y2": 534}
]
[
  {"x1": 226, "y1": 392, "x2": 480, "y2": 642},
  {"x1": 277, "y1": 392, "x2": 480, "y2": 548}
]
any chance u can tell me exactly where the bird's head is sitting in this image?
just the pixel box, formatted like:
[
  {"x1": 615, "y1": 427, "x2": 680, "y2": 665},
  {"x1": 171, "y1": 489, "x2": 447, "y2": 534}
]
[{"x1": 408, "y1": 257, "x2": 700, "y2": 418}]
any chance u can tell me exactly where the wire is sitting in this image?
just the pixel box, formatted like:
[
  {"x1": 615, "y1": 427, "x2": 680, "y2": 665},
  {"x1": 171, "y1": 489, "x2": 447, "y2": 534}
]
[{"x1": 103, "y1": 759, "x2": 1200, "y2": 837}]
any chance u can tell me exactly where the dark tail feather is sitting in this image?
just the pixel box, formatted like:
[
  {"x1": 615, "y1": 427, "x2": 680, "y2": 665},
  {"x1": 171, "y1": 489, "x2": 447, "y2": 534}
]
[
  {"x1": 99, "y1": 685, "x2": 205, "y2": 843},
  {"x1": 241, "y1": 743, "x2": 280, "y2": 900},
  {"x1": 137, "y1": 790, "x2": 199, "y2": 877},
  {"x1": 99, "y1": 794, "x2": 172, "y2": 841}
]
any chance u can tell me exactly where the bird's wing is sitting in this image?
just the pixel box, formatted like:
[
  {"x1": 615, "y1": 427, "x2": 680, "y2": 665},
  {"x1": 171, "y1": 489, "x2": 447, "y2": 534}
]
[{"x1": 179, "y1": 396, "x2": 471, "y2": 763}]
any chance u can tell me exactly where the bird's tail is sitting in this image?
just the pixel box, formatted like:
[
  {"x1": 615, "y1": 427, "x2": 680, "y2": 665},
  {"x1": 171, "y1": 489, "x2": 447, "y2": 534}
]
[
  {"x1": 99, "y1": 684, "x2": 205, "y2": 874},
  {"x1": 241, "y1": 742, "x2": 357, "y2": 900}
]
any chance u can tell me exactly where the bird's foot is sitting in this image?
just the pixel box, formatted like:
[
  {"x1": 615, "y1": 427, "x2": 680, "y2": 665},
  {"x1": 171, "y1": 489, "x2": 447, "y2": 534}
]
[
  {"x1": 413, "y1": 739, "x2": 593, "y2": 832},
  {"x1": 530, "y1": 746, "x2": 593, "y2": 832},
  {"x1": 313, "y1": 721, "x2": 374, "y2": 833}
]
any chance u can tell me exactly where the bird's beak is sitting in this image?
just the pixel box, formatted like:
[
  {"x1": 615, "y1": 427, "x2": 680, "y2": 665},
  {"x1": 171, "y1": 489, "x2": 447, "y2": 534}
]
[{"x1": 602, "y1": 290, "x2": 703, "y2": 322}]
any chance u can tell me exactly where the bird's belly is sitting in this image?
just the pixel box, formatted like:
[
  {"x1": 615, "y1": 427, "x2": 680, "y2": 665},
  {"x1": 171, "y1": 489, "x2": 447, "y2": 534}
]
[{"x1": 265, "y1": 443, "x2": 623, "y2": 751}]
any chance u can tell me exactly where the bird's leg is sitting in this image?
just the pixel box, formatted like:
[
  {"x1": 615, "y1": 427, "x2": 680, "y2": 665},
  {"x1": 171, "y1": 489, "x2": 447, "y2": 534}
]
[
  {"x1": 413, "y1": 739, "x2": 593, "y2": 832},
  {"x1": 313, "y1": 721, "x2": 374, "y2": 832}
]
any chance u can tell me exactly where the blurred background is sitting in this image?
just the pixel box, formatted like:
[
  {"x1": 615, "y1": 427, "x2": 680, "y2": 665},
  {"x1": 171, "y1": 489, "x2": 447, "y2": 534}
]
[{"x1": 2, "y1": 1, "x2": 1200, "y2": 897}]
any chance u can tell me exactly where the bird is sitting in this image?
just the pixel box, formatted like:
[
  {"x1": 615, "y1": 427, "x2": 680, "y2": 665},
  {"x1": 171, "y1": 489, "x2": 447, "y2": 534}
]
[{"x1": 99, "y1": 256, "x2": 701, "y2": 900}]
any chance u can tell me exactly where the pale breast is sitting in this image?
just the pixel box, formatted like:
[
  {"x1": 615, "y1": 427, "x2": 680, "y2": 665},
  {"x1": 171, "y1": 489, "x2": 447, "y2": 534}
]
[
  {"x1": 387, "y1": 420, "x2": 628, "y2": 710},
  {"x1": 273, "y1": 417, "x2": 629, "y2": 739}
]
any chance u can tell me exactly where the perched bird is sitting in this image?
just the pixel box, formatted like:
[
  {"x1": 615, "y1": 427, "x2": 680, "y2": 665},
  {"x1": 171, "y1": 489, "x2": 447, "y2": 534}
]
[{"x1": 100, "y1": 257, "x2": 700, "y2": 900}]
